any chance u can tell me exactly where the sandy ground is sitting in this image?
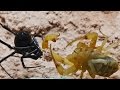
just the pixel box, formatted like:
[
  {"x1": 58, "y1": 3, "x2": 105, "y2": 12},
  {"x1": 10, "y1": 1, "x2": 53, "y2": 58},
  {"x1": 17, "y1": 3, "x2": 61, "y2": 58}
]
[{"x1": 0, "y1": 11, "x2": 120, "y2": 79}]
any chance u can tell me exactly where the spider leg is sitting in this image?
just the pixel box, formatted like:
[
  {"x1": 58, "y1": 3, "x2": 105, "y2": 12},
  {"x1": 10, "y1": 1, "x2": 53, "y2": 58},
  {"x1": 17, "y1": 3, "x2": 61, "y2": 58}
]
[
  {"x1": 21, "y1": 49, "x2": 42, "y2": 69},
  {"x1": 0, "y1": 39, "x2": 14, "y2": 49},
  {"x1": 0, "y1": 51, "x2": 16, "y2": 79},
  {"x1": 14, "y1": 46, "x2": 35, "y2": 50},
  {"x1": 21, "y1": 56, "x2": 41, "y2": 69},
  {"x1": 21, "y1": 57, "x2": 27, "y2": 68},
  {"x1": 0, "y1": 23, "x2": 16, "y2": 35},
  {"x1": 0, "y1": 51, "x2": 16, "y2": 63}
]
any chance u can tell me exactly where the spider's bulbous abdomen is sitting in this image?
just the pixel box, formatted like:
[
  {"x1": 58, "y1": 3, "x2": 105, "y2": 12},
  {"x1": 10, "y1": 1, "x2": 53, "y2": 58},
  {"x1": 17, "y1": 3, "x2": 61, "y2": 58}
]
[{"x1": 14, "y1": 31, "x2": 32, "y2": 47}]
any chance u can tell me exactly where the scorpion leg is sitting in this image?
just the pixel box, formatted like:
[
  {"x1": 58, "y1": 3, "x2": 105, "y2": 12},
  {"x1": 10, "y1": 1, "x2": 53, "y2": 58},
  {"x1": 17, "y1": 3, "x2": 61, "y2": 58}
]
[
  {"x1": 80, "y1": 70, "x2": 86, "y2": 79},
  {"x1": 50, "y1": 44, "x2": 76, "y2": 75},
  {"x1": 42, "y1": 34, "x2": 60, "y2": 49},
  {"x1": 87, "y1": 60, "x2": 96, "y2": 78},
  {"x1": 66, "y1": 32, "x2": 98, "y2": 48}
]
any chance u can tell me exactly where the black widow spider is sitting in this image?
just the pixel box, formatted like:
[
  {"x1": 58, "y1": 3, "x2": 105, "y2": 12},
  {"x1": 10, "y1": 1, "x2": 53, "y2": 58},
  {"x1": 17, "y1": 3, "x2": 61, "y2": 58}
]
[{"x1": 0, "y1": 20, "x2": 43, "y2": 79}]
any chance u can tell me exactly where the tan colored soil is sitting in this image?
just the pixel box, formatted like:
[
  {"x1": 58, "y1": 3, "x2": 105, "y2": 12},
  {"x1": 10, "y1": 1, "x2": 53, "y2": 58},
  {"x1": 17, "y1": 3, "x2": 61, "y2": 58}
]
[{"x1": 0, "y1": 11, "x2": 120, "y2": 79}]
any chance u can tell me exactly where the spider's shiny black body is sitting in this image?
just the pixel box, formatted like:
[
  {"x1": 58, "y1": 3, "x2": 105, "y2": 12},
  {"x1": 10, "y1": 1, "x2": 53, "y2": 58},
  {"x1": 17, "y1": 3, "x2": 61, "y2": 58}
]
[
  {"x1": 0, "y1": 22, "x2": 43, "y2": 78},
  {"x1": 14, "y1": 31, "x2": 43, "y2": 59}
]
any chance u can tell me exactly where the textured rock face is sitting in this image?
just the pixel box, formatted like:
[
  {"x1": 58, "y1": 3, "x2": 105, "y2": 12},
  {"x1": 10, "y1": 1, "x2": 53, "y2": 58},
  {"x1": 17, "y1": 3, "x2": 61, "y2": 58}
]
[{"x1": 0, "y1": 11, "x2": 120, "y2": 79}]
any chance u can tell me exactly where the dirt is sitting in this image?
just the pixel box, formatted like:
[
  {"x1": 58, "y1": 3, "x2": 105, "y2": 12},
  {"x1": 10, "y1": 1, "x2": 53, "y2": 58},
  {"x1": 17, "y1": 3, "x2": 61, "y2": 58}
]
[{"x1": 0, "y1": 11, "x2": 120, "y2": 79}]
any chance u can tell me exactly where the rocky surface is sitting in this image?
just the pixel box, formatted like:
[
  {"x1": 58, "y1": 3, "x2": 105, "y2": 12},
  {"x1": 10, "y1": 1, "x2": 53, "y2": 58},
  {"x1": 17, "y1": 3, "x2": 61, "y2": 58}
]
[{"x1": 0, "y1": 11, "x2": 120, "y2": 79}]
